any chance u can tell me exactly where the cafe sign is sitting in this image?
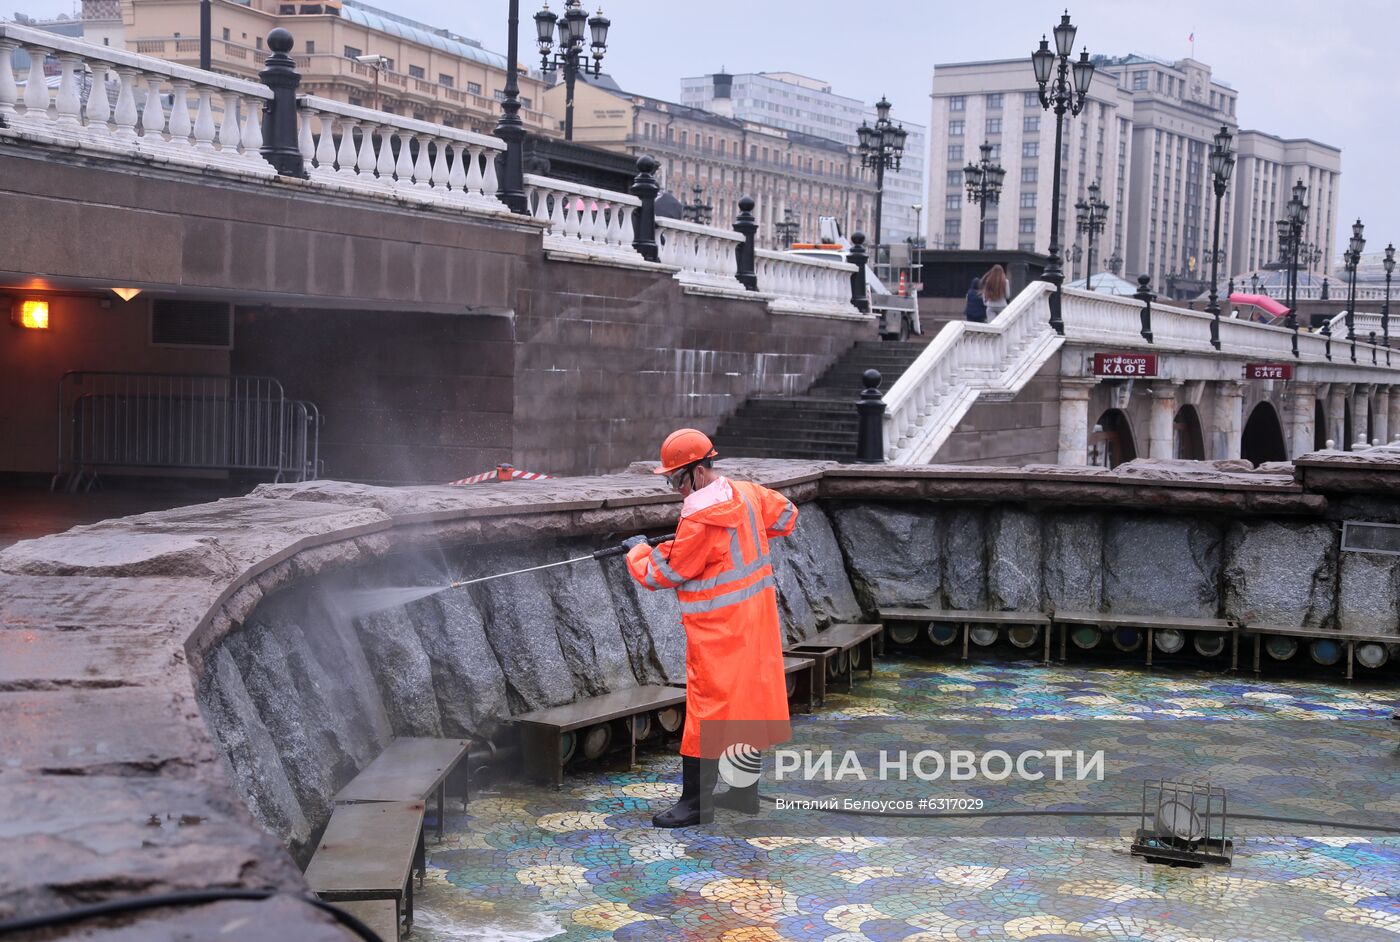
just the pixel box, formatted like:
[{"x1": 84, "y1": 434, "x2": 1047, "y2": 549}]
[
  {"x1": 1244, "y1": 362, "x2": 1293, "y2": 380},
  {"x1": 1093, "y1": 352, "x2": 1158, "y2": 377}
]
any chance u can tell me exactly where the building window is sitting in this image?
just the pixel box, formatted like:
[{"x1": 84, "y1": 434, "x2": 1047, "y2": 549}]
[
  {"x1": 947, "y1": 170, "x2": 963, "y2": 187},
  {"x1": 222, "y1": 27, "x2": 230, "y2": 40},
  {"x1": 944, "y1": 218, "x2": 961, "y2": 239},
  {"x1": 945, "y1": 192, "x2": 962, "y2": 210},
  {"x1": 986, "y1": 118, "x2": 1002, "y2": 135},
  {"x1": 304, "y1": 40, "x2": 314, "y2": 53},
  {"x1": 1019, "y1": 218, "x2": 1036, "y2": 234},
  {"x1": 467, "y1": 81, "x2": 482, "y2": 95},
  {"x1": 255, "y1": 36, "x2": 263, "y2": 50},
  {"x1": 949, "y1": 95, "x2": 965, "y2": 111},
  {"x1": 1023, "y1": 115, "x2": 1039, "y2": 133},
  {"x1": 440, "y1": 74, "x2": 453, "y2": 87},
  {"x1": 521, "y1": 97, "x2": 532, "y2": 110},
  {"x1": 949, "y1": 119, "x2": 964, "y2": 136},
  {"x1": 1019, "y1": 241, "x2": 1036, "y2": 252},
  {"x1": 948, "y1": 144, "x2": 964, "y2": 162},
  {"x1": 985, "y1": 144, "x2": 1001, "y2": 160},
  {"x1": 1023, "y1": 141, "x2": 1039, "y2": 158},
  {"x1": 1019, "y1": 192, "x2": 1036, "y2": 209},
  {"x1": 409, "y1": 65, "x2": 425, "y2": 79},
  {"x1": 344, "y1": 45, "x2": 363, "y2": 59},
  {"x1": 987, "y1": 93, "x2": 1003, "y2": 109},
  {"x1": 1021, "y1": 166, "x2": 1038, "y2": 184},
  {"x1": 1024, "y1": 91, "x2": 1040, "y2": 107},
  {"x1": 1132, "y1": 71, "x2": 1148, "y2": 90}
]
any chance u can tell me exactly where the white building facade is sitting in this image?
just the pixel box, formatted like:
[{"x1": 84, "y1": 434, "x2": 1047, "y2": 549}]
[
  {"x1": 928, "y1": 54, "x2": 1341, "y2": 294},
  {"x1": 681, "y1": 71, "x2": 926, "y2": 247}
]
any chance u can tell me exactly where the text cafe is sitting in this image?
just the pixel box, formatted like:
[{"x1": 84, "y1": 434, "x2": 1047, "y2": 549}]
[{"x1": 1093, "y1": 353, "x2": 1158, "y2": 377}]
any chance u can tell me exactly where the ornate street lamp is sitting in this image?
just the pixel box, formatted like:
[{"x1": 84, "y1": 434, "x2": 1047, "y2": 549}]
[
  {"x1": 1075, "y1": 180, "x2": 1109, "y2": 291},
  {"x1": 1249, "y1": 271, "x2": 1260, "y2": 295},
  {"x1": 1344, "y1": 218, "x2": 1365, "y2": 364},
  {"x1": 1106, "y1": 251, "x2": 1123, "y2": 276},
  {"x1": 1031, "y1": 10, "x2": 1095, "y2": 334},
  {"x1": 1274, "y1": 179, "x2": 1308, "y2": 357},
  {"x1": 1383, "y1": 242, "x2": 1394, "y2": 366},
  {"x1": 963, "y1": 141, "x2": 1005, "y2": 251},
  {"x1": 494, "y1": 1, "x2": 530, "y2": 214},
  {"x1": 856, "y1": 96, "x2": 907, "y2": 257},
  {"x1": 535, "y1": 0, "x2": 609, "y2": 141},
  {"x1": 774, "y1": 207, "x2": 799, "y2": 247},
  {"x1": 681, "y1": 185, "x2": 713, "y2": 225},
  {"x1": 861, "y1": 99, "x2": 908, "y2": 255},
  {"x1": 1203, "y1": 125, "x2": 1235, "y2": 350}
]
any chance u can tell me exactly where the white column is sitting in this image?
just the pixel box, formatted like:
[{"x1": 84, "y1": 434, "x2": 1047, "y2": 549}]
[
  {"x1": 1288, "y1": 382, "x2": 1319, "y2": 458},
  {"x1": 1215, "y1": 381, "x2": 1245, "y2": 460},
  {"x1": 1389, "y1": 386, "x2": 1400, "y2": 444},
  {"x1": 1328, "y1": 384, "x2": 1350, "y2": 448},
  {"x1": 1148, "y1": 383, "x2": 1179, "y2": 459},
  {"x1": 1056, "y1": 379, "x2": 1097, "y2": 466},
  {"x1": 1374, "y1": 386, "x2": 1391, "y2": 446},
  {"x1": 1354, "y1": 384, "x2": 1373, "y2": 448}
]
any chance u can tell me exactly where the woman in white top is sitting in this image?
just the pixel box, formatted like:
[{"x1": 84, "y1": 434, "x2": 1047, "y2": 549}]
[{"x1": 981, "y1": 264, "x2": 1010, "y2": 317}]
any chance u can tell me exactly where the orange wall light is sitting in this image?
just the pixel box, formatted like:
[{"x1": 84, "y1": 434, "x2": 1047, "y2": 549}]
[{"x1": 12, "y1": 298, "x2": 49, "y2": 330}]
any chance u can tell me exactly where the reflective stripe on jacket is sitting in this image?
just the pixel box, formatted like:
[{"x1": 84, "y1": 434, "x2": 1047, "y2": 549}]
[{"x1": 626, "y1": 478, "x2": 798, "y2": 758}]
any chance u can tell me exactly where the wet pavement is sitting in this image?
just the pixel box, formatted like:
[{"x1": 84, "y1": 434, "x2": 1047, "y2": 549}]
[
  {"x1": 0, "y1": 482, "x2": 245, "y2": 549},
  {"x1": 416, "y1": 657, "x2": 1400, "y2": 941}
]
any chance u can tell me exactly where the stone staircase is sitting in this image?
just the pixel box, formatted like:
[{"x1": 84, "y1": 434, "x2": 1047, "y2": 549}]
[{"x1": 713, "y1": 340, "x2": 931, "y2": 460}]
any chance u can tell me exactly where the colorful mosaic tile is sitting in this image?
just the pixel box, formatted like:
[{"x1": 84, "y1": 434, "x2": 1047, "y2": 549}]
[{"x1": 413, "y1": 659, "x2": 1400, "y2": 941}]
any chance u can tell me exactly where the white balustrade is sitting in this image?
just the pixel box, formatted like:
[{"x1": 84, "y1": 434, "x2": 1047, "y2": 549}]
[
  {"x1": 754, "y1": 249, "x2": 858, "y2": 316},
  {"x1": 654, "y1": 217, "x2": 746, "y2": 293},
  {"x1": 0, "y1": 22, "x2": 273, "y2": 176},
  {"x1": 298, "y1": 95, "x2": 504, "y2": 212},
  {"x1": 523, "y1": 173, "x2": 640, "y2": 259}
]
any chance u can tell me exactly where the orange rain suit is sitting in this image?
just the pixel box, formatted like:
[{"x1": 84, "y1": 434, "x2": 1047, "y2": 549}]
[{"x1": 626, "y1": 478, "x2": 798, "y2": 758}]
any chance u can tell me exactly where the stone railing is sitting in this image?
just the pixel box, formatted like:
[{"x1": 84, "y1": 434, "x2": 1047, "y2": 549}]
[
  {"x1": 524, "y1": 172, "x2": 640, "y2": 261},
  {"x1": 1291, "y1": 284, "x2": 1388, "y2": 302},
  {"x1": 883, "y1": 280, "x2": 1060, "y2": 463},
  {"x1": 297, "y1": 95, "x2": 505, "y2": 212},
  {"x1": 755, "y1": 249, "x2": 860, "y2": 318},
  {"x1": 655, "y1": 216, "x2": 747, "y2": 294},
  {"x1": 1326, "y1": 309, "x2": 1386, "y2": 337},
  {"x1": 0, "y1": 22, "x2": 273, "y2": 176}
]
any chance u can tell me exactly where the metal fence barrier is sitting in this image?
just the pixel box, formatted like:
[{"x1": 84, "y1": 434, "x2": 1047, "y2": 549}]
[{"x1": 54, "y1": 371, "x2": 322, "y2": 490}]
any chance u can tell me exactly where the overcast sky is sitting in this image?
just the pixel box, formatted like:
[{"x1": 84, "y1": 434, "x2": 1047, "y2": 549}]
[{"x1": 19, "y1": 0, "x2": 1396, "y2": 257}]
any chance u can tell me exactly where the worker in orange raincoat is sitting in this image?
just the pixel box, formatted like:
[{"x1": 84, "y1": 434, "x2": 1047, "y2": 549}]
[{"x1": 625, "y1": 428, "x2": 798, "y2": 827}]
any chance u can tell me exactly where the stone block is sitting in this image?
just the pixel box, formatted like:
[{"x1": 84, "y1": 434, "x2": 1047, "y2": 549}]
[
  {"x1": 1336, "y1": 551, "x2": 1400, "y2": 635},
  {"x1": 829, "y1": 503, "x2": 942, "y2": 610},
  {"x1": 1223, "y1": 521, "x2": 1337, "y2": 627},
  {"x1": 1103, "y1": 515, "x2": 1223, "y2": 618},
  {"x1": 1042, "y1": 513, "x2": 1103, "y2": 612},
  {"x1": 941, "y1": 507, "x2": 987, "y2": 610},
  {"x1": 989, "y1": 507, "x2": 1042, "y2": 611}
]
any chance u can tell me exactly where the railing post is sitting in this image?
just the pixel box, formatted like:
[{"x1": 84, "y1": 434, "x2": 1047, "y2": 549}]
[
  {"x1": 258, "y1": 28, "x2": 306, "y2": 178},
  {"x1": 856, "y1": 369, "x2": 885, "y2": 463},
  {"x1": 847, "y1": 231, "x2": 869, "y2": 313},
  {"x1": 734, "y1": 195, "x2": 758, "y2": 291},
  {"x1": 630, "y1": 154, "x2": 660, "y2": 262},
  {"x1": 1134, "y1": 274, "x2": 1154, "y2": 343}
]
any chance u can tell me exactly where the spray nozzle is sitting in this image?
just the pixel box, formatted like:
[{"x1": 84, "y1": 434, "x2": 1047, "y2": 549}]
[{"x1": 592, "y1": 532, "x2": 676, "y2": 560}]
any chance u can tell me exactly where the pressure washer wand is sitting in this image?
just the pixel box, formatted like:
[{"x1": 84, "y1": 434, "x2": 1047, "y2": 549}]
[{"x1": 445, "y1": 533, "x2": 675, "y2": 590}]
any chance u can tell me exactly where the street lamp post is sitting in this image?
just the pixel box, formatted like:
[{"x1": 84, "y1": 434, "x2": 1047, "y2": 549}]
[
  {"x1": 856, "y1": 96, "x2": 908, "y2": 259},
  {"x1": 1274, "y1": 179, "x2": 1307, "y2": 358},
  {"x1": 1204, "y1": 125, "x2": 1235, "y2": 350},
  {"x1": 963, "y1": 141, "x2": 1005, "y2": 251},
  {"x1": 1031, "y1": 11, "x2": 1096, "y2": 334},
  {"x1": 681, "y1": 185, "x2": 713, "y2": 225},
  {"x1": 1106, "y1": 251, "x2": 1123, "y2": 276},
  {"x1": 1344, "y1": 218, "x2": 1366, "y2": 364},
  {"x1": 1383, "y1": 243, "x2": 1394, "y2": 366},
  {"x1": 1075, "y1": 180, "x2": 1108, "y2": 291},
  {"x1": 494, "y1": 1, "x2": 530, "y2": 214},
  {"x1": 535, "y1": 0, "x2": 610, "y2": 141},
  {"x1": 774, "y1": 208, "x2": 800, "y2": 247}
]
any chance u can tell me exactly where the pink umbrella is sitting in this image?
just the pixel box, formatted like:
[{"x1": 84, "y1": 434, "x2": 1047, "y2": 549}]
[{"x1": 1229, "y1": 293, "x2": 1289, "y2": 318}]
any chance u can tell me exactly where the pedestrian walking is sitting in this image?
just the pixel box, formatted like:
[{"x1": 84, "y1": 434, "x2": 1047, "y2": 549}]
[
  {"x1": 964, "y1": 277, "x2": 987, "y2": 323},
  {"x1": 981, "y1": 264, "x2": 1010, "y2": 317}
]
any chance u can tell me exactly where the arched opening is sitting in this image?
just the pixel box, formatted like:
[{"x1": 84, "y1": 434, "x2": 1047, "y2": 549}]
[
  {"x1": 1172, "y1": 405, "x2": 1205, "y2": 460},
  {"x1": 1344, "y1": 399, "x2": 1353, "y2": 450},
  {"x1": 1090, "y1": 408, "x2": 1137, "y2": 468},
  {"x1": 1241, "y1": 402, "x2": 1287, "y2": 465},
  {"x1": 1314, "y1": 400, "x2": 1327, "y2": 450}
]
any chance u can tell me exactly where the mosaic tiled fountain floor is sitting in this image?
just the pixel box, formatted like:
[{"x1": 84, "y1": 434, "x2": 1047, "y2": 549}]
[{"x1": 413, "y1": 659, "x2": 1400, "y2": 941}]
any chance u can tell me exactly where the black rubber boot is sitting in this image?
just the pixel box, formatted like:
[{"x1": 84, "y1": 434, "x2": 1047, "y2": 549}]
[
  {"x1": 652, "y1": 756, "x2": 716, "y2": 828},
  {"x1": 713, "y1": 781, "x2": 760, "y2": 814}
]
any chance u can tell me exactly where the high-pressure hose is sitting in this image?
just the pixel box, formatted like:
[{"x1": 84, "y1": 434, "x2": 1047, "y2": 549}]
[{"x1": 444, "y1": 533, "x2": 676, "y2": 590}]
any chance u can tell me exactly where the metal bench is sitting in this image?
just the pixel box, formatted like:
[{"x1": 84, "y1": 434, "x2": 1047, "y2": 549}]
[
  {"x1": 333, "y1": 737, "x2": 471, "y2": 846},
  {"x1": 1241, "y1": 623, "x2": 1398, "y2": 679},
  {"x1": 304, "y1": 800, "x2": 424, "y2": 936},
  {"x1": 512, "y1": 684, "x2": 688, "y2": 787},
  {"x1": 879, "y1": 607, "x2": 1053, "y2": 663},
  {"x1": 789, "y1": 622, "x2": 883, "y2": 688},
  {"x1": 1052, "y1": 611, "x2": 1238, "y2": 668},
  {"x1": 332, "y1": 900, "x2": 400, "y2": 942},
  {"x1": 783, "y1": 655, "x2": 819, "y2": 714},
  {"x1": 783, "y1": 645, "x2": 835, "y2": 706}
]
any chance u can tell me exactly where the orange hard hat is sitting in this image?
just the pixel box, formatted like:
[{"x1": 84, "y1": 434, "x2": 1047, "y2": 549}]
[{"x1": 654, "y1": 428, "x2": 718, "y2": 474}]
